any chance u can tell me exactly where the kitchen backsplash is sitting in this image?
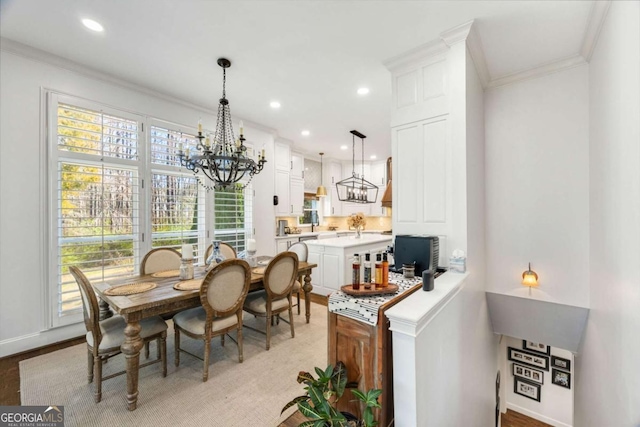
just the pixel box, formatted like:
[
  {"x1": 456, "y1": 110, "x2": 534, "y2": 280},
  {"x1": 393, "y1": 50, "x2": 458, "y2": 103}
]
[{"x1": 275, "y1": 215, "x2": 391, "y2": 232}]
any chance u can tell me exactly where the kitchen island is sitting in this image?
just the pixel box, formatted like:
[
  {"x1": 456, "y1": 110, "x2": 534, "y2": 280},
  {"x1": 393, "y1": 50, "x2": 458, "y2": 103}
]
[{"x1": 305, "y1": 234, "x2": 392, "y2": 296}]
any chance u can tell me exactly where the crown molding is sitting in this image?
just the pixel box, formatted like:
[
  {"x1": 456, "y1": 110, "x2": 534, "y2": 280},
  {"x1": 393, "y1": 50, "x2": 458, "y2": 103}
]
[
  {"x1": 0, "y1": 37, "x2": 278, "y2": 136},
  {"x1": 488, "y1": 54, "x2": 587, "y2": 90},
  {"x1": 383, "y1": 38, "x2": 448, "y2": 72},
  {"x1": 580, "y1": 0, "x2": 611, "y2": 61},
  {"x1": 439, "y1": 20, "x2": 474, "y2": 47},
  {"x1": 465, "y1": 21, "x2": 491, "y2": 89}
]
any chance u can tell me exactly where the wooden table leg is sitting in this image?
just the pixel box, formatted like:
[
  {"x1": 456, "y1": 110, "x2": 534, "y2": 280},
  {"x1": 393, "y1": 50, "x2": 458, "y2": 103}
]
[
  {"x1": 98, "y1": 298, "x2": 114, "y2": 321},
  {"x1": 121, "y1": 319, "x2": 143, "y2": 411},
  {"x1": 303, "y1": 272, "x2": 313, "y2": 324}
]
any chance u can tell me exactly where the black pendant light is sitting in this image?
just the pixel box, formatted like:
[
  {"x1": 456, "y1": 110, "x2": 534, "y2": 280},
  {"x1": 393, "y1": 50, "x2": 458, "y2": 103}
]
[{"x1": 335, "y1": 130, "x2": 378, "y2": 204}]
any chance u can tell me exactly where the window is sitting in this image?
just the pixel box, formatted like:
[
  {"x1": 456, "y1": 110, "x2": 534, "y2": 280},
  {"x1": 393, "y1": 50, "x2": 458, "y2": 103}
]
[
  {"x1": 299, "y1": 193, "x2": 319, "y2": 225},
  {"x1": 49, "y1": 94, "x2": 254, "y2": 326},
  {"x1": 52, "y1": 97, "x2": 142, "y2": 325},
  {"x1": 149, "y1": 124, "x2": 206, "y2": 263}
]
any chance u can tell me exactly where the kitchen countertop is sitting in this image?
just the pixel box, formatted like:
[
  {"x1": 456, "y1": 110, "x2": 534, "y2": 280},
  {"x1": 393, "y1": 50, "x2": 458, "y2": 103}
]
[
  {"x1": 274, "y1": 230, "x2": 385, "y2": 240},
  {"x1": 304, "y1": 234, "x2": 392, "y2": 248}
]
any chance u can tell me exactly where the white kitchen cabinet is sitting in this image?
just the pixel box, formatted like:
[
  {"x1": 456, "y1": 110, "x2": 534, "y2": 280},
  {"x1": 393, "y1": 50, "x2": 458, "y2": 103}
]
[
  {"x1": 305, "y1": 235, "x2": 393, "y2": 296},
  {"x1": 274, "y1": 141, "x2": 291, "y2": 171},
  {"x1": 370, "y1": 161, "x2": 387, "y2": 186},
  {"x1": 274, "y1": 169, "x2": 291, "y2": 216},
  {"x1": 275, "y1": 236, "x2": 299, "y2": 253},
  {"x1": 291, "y1": 152, "x2": 304, "y2": 180},
  {"x1": 327, "y1": 161, "x2": 342, "y2": 216},
  {"x1": 290, "y1": 178, "x2": 304, "y2": 216}
]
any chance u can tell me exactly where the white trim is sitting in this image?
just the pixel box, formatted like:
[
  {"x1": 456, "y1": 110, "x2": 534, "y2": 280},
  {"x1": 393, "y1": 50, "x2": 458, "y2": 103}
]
[
  {"x1": 0, "y1": 323, "x2": 86, "y2": 358},
  {"x1": 387, "y1": 272, "x2": 468, "y2": 337},
  {"x1": 506, "y1": 402, "x2": 572, "y2": 427},
  {"x1": 580, "y1": 0, "x2": 612, "y2": 61},
  {"x1": 465, "y1": 22, "x2": 491, "y2": 89},
  {"x1": 40, "y1": 88, "x2": 51, "y2": 329},
  {"x1": 383, "y1": 39, "x2": 449, "y2": 73},
  {"x1": 0, "y1": 37, "x2": 277, "y2": 136},
  {"x1": 439, "y1": 20, "x2": 474, "y2": 47},
  {"x1": 488, "y1": 55, "x2": 587, "y2": 90}
]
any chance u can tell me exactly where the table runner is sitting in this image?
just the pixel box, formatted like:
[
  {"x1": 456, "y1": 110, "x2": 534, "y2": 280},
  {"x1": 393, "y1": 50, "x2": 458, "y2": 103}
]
[{"x1": 328, "y1": 273, "x2": 422, "y2": 326}]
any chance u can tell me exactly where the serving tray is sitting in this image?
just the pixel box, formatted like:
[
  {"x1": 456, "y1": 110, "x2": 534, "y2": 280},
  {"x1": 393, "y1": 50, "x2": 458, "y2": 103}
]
[{"x1": 340, "y1": 284, "x2": 399, "y2": 296}]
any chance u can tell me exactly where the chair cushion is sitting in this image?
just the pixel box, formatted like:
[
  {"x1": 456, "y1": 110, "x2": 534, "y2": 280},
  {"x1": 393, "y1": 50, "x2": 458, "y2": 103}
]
[
  {"x1": 173, "y1": 307, "x2": 240, "y2": 336},
  {"x1": 292, "y1": 280, "x2": 302, "y2": 292},
  {"x1": 243, "y1": 290, "x2": 289, "y2": 313},
  {"x1": 86, "y1": 315, "x2": 168, "y2": 351}
]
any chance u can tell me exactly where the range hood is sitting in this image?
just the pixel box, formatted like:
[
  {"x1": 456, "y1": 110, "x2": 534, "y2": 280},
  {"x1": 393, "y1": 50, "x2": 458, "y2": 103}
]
[{"x1": 381, "y1": 157, "x2": 392, "y2": 208}]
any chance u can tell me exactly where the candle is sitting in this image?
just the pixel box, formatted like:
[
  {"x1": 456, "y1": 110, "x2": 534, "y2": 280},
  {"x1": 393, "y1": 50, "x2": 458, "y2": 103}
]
[
  {"x1": 247, "y1": 239, "x2": 256, "y2": 252},
  {"x1": 178, "y1": 143, "x2": 183, "y2": 153},
  {"x1": 236, "y1": 138, "x2": 241, "y2": 148},
  {"x1": 239, "y1": 120, "x2": 244, "y2": 135},
  {"x1": 198, "y1": 119, "x2": 202, "y2": 134},
  {"x1": 185, "y1": 148, "x2": 190, "y2": 158},
  {"x1": 205, "y1": 136, "x2": 210, "y2": 148},
  {"x1": 181, "y1": 244, "x2": 193, "y2": 260},
  {"x1": 261, "y1": 148, "x2": 265, "y2": 158}
]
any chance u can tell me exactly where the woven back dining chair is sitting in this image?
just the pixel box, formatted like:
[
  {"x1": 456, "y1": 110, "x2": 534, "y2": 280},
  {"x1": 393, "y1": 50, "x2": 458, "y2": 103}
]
[
  {"x1": 68, "y1": 266, "x2": 168, "y2": 403},
  {"x1": 173, "y1": 259, "x2": 251, "y2": 382}
]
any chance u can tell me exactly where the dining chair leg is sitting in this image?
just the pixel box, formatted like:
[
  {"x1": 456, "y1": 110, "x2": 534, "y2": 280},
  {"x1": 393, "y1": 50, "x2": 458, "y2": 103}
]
[
  {"x1": 160, "y1": 332, "x2": 167, "y2": 377},
  {"x1": 266, "y1": 313, "x2": 272, "y2": 351},
  {"x1": 144, "y1": 341, "x2": 150, "y2": 359},
  {"x1": 174, "y1": 328, "x2": 181, "y2": 367},
  {"x1": 297, "y1": 292, "x2": 301, "y2": 315},
  {"x1": 87, "y1": 349, "x2": 94, "y2": 383},
  {"x1": 157, "y1": 336, "x2": 161, "y2": 360},
  {"x1": 93, "y1": 355, "x2": 102, "y2": 403},
  {"x1": 237, "y1": 325, "x2": 244, "y2": 363},
  {"x1": 203, "y1": 337, "x2": 211, "y2": 382},
  {"x1": 221, "y1": 334, "x2": 225, "y2": 347},
  {"x1": 289, "y1": 305, "x2": 295, "y2": 338}
]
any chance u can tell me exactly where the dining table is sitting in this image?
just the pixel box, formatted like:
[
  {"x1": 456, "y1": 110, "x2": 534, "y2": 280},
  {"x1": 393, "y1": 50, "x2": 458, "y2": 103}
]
[{"x1": 93, "y1": 258, "x2": 317, "y2": 411}]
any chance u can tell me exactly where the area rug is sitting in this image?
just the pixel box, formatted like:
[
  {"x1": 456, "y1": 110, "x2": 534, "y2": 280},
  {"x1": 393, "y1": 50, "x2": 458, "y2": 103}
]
[{"x1": 20, "y1": 303, "x2": 328, "y2": 427}]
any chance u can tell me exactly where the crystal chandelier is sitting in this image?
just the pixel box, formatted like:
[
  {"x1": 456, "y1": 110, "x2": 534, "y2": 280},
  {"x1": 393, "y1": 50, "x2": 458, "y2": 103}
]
[
  {"x1": 335, "y1": 130, "x2": 378, "y2": 203},
  {"x1": 179, "y1": 58, "x2": 266, "y2": 190}
]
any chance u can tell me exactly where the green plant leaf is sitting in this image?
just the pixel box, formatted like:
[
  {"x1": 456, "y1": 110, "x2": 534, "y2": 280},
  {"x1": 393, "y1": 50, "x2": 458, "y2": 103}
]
[
  {"x1": 298, "y1": 371, "x2": 315, "y2": 385},
  {"x1": 324, "y1": 364, "x2": 334, "y2": 378},
  {"x1": 331, "y1": 362, "x2": 348, "y2": 399},
  {"x1": 298, "y1": 401, "x2": 323, "y2": 420},
  {"x1": 351, "y1": 389, "x2": 366, "y2": 402},
  {"x1": 281, "y1": 395, "x2": 309, "y2": 415},
  {"x1": 363, "y1": 407, "x2": 377, "y2": 427},
  {"x1": 307, "y1": 384, "x2": 330, "y2": 414}
]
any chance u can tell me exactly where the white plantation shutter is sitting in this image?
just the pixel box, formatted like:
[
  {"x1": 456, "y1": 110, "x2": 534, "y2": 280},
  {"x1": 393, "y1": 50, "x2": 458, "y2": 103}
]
[
  {"x1": 149, "y1": 124, "x2": 207, "y2": 263},
  {"x1": 52, "y1": 96, "x2": 142, "y2": 325}
]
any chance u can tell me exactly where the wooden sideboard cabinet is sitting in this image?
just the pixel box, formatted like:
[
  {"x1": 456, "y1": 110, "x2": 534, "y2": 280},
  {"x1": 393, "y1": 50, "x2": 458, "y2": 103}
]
[{"x1": 328, "y1": 283, "x2": 422, "y2": 427}]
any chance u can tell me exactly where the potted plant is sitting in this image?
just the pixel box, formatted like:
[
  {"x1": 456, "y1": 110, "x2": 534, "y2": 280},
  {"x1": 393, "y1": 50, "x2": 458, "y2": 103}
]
[{"x1": 281, "y1": 362, "x2": 382, "y2": 427}]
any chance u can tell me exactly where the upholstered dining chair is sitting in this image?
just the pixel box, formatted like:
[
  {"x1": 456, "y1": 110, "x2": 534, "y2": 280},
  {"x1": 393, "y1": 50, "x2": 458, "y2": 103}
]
[
  {"x1": 243, "y1": 251, "x2": 298, "y2": 350},
  {"x1": 287, "y1": 242, "x2": 308, "y2": 315},
  {"x1": 68, "y1": 266, "x2": 168, "y2": 403},
  {"x1": 204, "y1": 242, "x2": 237, "y2": 264},
  {"x1": 173, "y1": 259, "x2": 251, "y2": 382},
  {"x1": 140, "y1": 247, "x2": 182, "y2": 275}
]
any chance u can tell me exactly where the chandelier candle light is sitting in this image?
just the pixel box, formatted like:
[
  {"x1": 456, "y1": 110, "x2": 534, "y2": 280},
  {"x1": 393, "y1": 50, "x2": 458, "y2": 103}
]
[
  {"x1": 179, "y1": 58, "x2": 266, "y2": 190},
  {"x1": 336, "y1": 130, "x2": 378, "y2": 203}
]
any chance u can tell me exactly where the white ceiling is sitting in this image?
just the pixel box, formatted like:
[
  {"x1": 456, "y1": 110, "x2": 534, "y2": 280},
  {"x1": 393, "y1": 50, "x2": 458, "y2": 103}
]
[{"x1": 0, "y1": 0, "x2": 594, "y2": 161}]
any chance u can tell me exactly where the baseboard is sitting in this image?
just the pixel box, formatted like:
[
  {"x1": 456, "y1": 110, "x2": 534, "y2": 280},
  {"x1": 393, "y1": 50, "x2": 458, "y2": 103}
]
[
  {"x1": 506, "y1": 402, "x2": 572, "y2": 427},
  {"x1": 0, "y1": 323, "x2": 85, "y2": 358}
]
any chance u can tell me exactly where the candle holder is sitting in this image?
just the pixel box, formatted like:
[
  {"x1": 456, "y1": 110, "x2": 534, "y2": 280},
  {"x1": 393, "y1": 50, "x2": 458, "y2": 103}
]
[{"x1": 179, "y1": 258, "x2": 194, "y2": 280}]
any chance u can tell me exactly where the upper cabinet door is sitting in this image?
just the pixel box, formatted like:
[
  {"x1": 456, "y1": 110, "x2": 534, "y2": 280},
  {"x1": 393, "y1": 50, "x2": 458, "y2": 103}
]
[
  {"x1": 370, "y1": 161, "x2": 386, "y2": 186},
  {"x1": 274, "y1": 169, "x2": 291, "y2": 216},
  {"x1": 291, "y1": 152, "x2": 304, "y2": 180},
  {"x1": 274, "y1": 142, "x2": 291, "y2": 171}
]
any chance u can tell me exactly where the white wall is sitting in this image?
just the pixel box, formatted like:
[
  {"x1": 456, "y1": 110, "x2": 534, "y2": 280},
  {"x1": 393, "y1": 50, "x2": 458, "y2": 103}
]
[
  {"x1": 484, "y1": 65, "x2": 590, "y2": 307},
  {"x1": 0, "y1": 45, "x2": 277, "y2": 356},
  {"x1": 501, "y1": 336, "x2": 573, "y2": 427},
  {"x1": 576, "y1": 2, "x2": 640, "y2": 426}
]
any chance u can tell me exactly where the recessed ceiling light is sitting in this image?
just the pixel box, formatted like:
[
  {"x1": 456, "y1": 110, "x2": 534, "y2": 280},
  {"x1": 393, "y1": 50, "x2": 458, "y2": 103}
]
[
  {"x1": 370, "y1": 155, "x2": 377, "y2": 160},
  {"x1": 340, "y1": 145, "x2": 348, "y2": 150},
  {"x1": 357, "y1": 87, "x2": 370, "y2": 95},
  {"x1": 270, "y1": 101, "x2": 281, "y2": 109},
  {"x1": 82, "y1": 18, "x2": 104, "y2": 32},
  {"x1": 301, "y1": 130, "x2": 310, "y2": 136}
]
